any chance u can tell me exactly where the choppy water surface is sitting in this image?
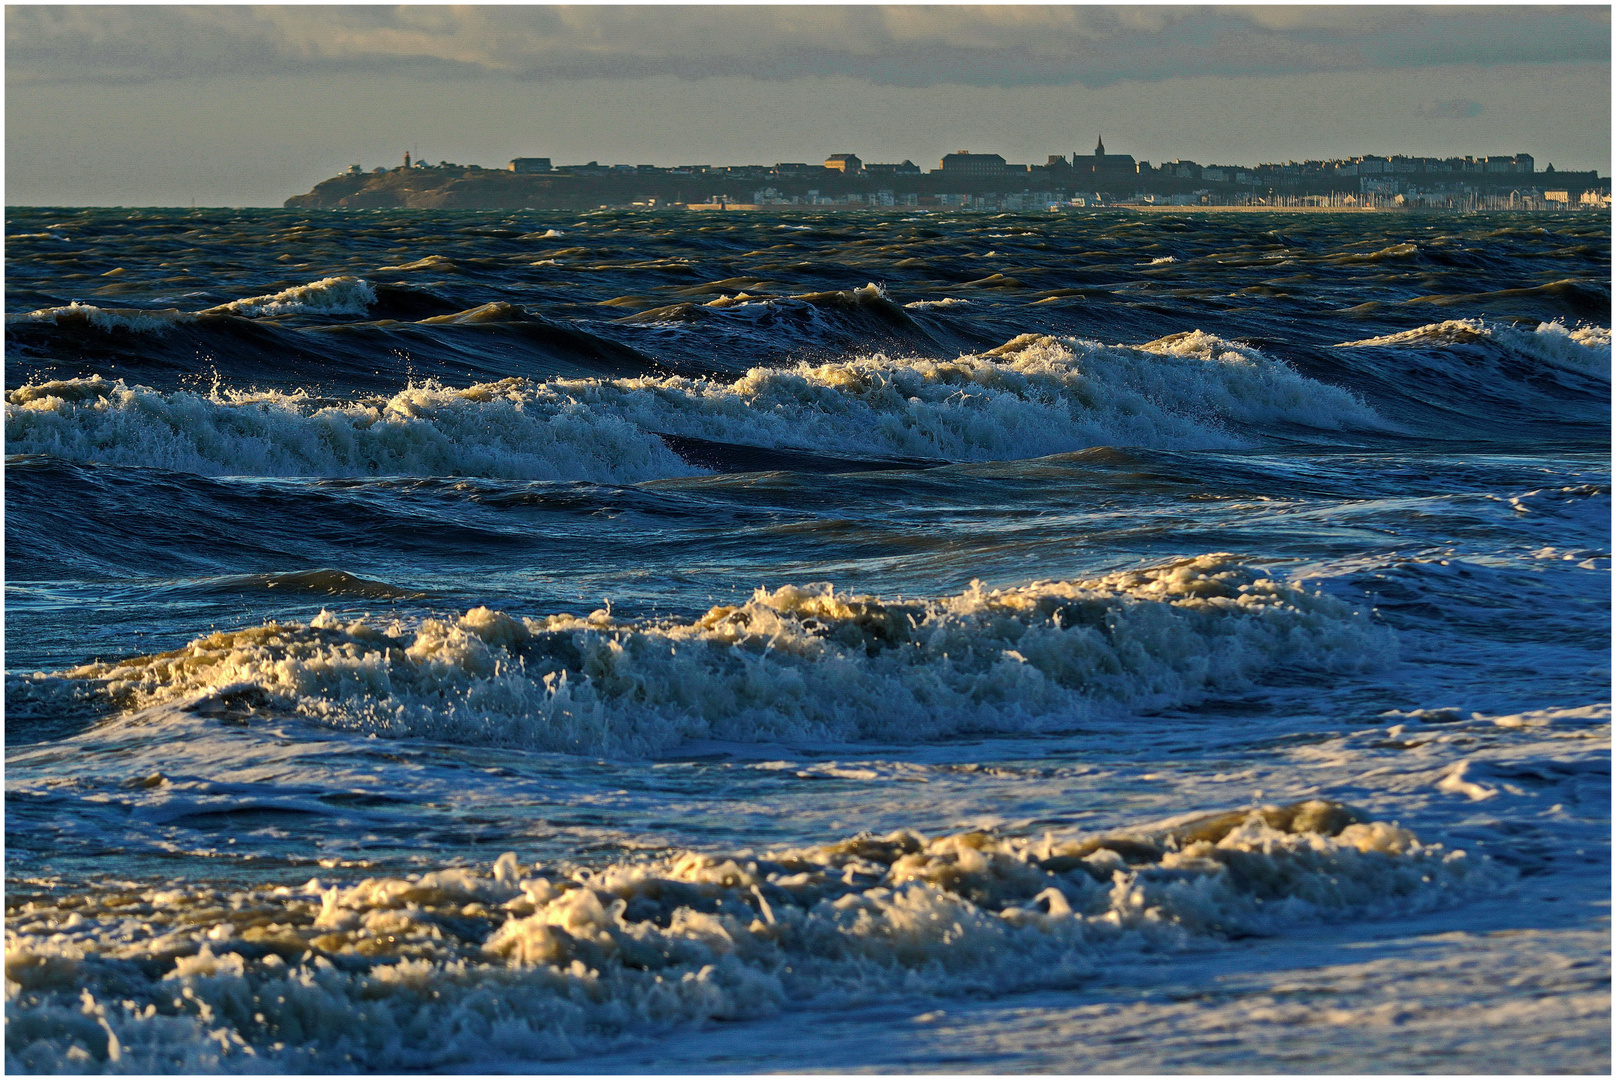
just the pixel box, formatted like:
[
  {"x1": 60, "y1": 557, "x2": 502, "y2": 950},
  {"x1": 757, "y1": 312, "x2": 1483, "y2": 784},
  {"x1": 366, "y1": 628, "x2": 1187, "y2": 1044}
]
[{"x1": 6, "y1": 206, "x2": 1610, "y2": 1072}]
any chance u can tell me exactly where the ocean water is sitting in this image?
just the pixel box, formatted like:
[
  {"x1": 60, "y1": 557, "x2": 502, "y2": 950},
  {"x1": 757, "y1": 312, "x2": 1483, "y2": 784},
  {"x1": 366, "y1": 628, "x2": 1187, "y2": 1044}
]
[{"x1": 4, "y1": 206, "x2": 1609, "y2": 1073}]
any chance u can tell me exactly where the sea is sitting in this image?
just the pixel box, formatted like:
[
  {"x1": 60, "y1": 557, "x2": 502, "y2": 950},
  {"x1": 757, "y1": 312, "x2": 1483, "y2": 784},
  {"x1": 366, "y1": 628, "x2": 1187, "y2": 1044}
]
[{"x1": 4, "y1": 205, "x2": 1610, "y2": 1073}]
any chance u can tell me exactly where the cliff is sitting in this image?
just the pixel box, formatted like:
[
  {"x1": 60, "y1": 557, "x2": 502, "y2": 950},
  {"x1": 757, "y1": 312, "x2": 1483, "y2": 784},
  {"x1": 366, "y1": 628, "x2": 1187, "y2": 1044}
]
[{"x1": 284, "y1": 167, "x2": 611, "y2": 210}]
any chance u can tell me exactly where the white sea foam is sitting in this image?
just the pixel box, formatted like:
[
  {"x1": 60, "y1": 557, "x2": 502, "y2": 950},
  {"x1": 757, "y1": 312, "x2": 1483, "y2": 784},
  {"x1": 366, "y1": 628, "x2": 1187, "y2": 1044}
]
[
  {"x1": 904, "y1": 297, "x2": 971, "y2": 308},
  {"x1": 4, "y1": 376, "x2": 696, "y2": 484},
  {"x1": 1146, "y1": 256, "x2": 1178, "y2": 265},
  {"x1": 58, "y1": 555, "x2": 1396, "y2": 756},
  {"x1": 6, "y1": 302, "x2": 193, "y2": 334},
  {"x1": 4, "y1": 333, "x2": 1385, "y2": 481},
  {"x1": 200, "y1": 276, "x2": 377, "y2": 318},
  {"x1": 3, "y1": 804, "x2": 1500, "y2": 1072},
  {"x1": 1337, "y1": 318, "x2": 1611, "y2": 379}
]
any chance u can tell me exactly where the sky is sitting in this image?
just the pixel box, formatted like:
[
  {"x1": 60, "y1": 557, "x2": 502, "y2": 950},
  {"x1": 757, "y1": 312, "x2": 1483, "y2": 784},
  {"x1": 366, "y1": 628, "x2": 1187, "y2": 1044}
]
[{"x1": 6, "y1": 4, "x2": 1611, "y2": 206}]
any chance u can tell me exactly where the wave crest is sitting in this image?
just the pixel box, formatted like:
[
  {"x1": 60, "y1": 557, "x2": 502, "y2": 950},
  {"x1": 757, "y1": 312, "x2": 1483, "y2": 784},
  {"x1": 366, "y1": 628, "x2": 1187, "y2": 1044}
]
[
  {"x1": 1338, "y1": 318, "x2": 1611, "y2": 379},
  {"x1": 201, "y1": 276, "x2": 377, "y2": 318},
  {"x1": 6, "y1": 302, "x2": 193, "y2": 334}
]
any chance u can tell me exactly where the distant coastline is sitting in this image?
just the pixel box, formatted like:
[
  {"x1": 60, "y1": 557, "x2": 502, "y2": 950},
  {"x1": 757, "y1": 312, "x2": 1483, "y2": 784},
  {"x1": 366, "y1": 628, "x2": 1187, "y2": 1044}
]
[{"x1": 285, "y1": 148, "x2": 1612, "y2": 213}]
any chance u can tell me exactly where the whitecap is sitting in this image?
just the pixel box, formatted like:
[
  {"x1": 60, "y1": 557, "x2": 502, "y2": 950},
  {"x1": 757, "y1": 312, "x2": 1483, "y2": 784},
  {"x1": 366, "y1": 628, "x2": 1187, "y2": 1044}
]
[
  {"x1": 7, "y1": 302, "x2": 193, "y2": 334},
  {"x1": 1336, "y1": 318, "x2": 1610, "y2": 380},
  {"x1": 201, "y1": 275, "x2": 377, "y2": 318}
]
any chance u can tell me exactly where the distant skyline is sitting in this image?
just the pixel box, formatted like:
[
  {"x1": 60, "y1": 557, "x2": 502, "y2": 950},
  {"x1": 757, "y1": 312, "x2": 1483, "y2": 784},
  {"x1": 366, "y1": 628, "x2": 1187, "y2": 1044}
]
[{"x1": 6, "y1": 4, "x2": 1610, "y2": 207}]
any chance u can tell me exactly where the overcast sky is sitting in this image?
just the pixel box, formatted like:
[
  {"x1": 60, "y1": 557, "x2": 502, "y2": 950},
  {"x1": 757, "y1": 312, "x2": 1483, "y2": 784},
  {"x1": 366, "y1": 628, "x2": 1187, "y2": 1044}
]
[{"x1": 6, "y1": 4, "x2": 1611, "y2": 206}]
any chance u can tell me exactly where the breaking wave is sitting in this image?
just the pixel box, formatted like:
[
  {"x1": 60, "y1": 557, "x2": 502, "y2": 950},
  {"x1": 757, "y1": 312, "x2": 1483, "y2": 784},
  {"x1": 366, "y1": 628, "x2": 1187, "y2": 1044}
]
[
  {"x1": 4, "y1": 376, "x2": 695, "y2": 484},
  {"x1": 5, "y1": 277, "x2": 381, "y2": 337},
  {"x1": 52, "y1": 555, "x2": 1396, "y2": 756},
  {"x1": 6, "y1": 303, "x2": 194, "y2": 334},
  {"x1": 4, "y1": 333, "x2": 1384, "y2": 481},
  {"x1": 201, "y1": 276, "x2": 378, "y2": 319},
  {"x1": 1338, "y1": 318, "x2": 1610, "y2": 379},
  {"x1": 4, "y1": 801, "x2": 1500, "y2": 1071}
]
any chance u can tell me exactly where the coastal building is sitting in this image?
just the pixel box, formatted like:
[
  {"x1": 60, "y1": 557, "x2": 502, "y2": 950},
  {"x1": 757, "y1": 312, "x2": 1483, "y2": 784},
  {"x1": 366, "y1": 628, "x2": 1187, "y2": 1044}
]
[
  {"x1": 824, "y1": 153, "x2": 863, "y2": 174},
  {"x1": 1486, "y1": 154, "x2": 1534, "y2": 173},
  {"x1": 1074, "y1": 136, "x2": 1137, "y2": 178},
  {"x1": 509, "y1": 158, "x2": 552, "y2": 173},
  {"x1": 865, "y1": 160, "x2": 921, "y2": 175},
  {"x1": 938, "y1": 152, "x2": 1007, "y2": 177}
]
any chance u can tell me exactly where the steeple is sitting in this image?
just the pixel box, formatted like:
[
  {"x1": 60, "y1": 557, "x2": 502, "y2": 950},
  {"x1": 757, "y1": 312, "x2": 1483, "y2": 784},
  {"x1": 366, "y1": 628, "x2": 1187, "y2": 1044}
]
[{"x1": 1095, "y1": 135, "x2": 1105, "y2": 157}]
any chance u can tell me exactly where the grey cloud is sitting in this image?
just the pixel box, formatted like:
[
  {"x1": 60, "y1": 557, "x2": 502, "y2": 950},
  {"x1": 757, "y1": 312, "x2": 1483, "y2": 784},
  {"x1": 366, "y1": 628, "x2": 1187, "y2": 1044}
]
[
  {"x1": 6, "y1": 6, "x2": 1610, "y2": 89},
  {"x1": 1422, "y1": 99, "x2": 1486, "y2": 119}
]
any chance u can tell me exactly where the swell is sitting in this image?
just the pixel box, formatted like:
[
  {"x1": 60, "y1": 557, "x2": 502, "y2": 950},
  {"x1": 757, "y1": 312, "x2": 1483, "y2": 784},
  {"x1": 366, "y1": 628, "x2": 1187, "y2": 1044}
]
[
  {"x1": 161, "y1": 569, "x2": 429, "y2": 601},
  {"x1": 5, "y1": 295, "x2": 668, "y2": 395},
  {"x1": 609, "y1": 282, "x2": 990, "y2": 373},
  {"x1": 2, "y1": 456, "x2": 733, "y2": 587},
  {"x1": 1402, "y1": 277, "x2": 1611, "y2": 321},
  {"x1": 2, "y1": 280, "x2": 980, "y2": 395}
]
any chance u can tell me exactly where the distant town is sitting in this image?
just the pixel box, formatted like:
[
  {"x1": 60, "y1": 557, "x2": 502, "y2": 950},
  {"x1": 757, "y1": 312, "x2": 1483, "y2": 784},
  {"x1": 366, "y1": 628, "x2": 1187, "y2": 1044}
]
[{"x1": 286, "y1": 138, "x2": 1613, "y2": 212}]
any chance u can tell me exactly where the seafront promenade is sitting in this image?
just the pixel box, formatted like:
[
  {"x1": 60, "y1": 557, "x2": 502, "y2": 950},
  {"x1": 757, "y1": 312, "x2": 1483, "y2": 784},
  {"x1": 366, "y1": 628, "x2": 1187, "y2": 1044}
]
[{"x1": 685, "y1": 201, "x2": 1586, "y2": 213}]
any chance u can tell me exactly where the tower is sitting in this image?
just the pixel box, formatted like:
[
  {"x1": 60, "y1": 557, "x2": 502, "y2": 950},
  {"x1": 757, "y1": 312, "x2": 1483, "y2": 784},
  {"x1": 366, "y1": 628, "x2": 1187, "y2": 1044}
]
[
  {"x1": 404, "y1": 151, "x2": 412, "y2": 169},
  {"x1": 1095, "y1": 136, "x2": 1105, "y2": 158}
]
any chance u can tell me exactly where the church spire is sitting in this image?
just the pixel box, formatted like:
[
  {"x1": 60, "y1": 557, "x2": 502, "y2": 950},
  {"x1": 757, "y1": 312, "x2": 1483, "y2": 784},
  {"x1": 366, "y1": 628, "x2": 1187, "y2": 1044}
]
[{"x1": 1095, "y1": 135, "x2": 1105, "y2": 157}]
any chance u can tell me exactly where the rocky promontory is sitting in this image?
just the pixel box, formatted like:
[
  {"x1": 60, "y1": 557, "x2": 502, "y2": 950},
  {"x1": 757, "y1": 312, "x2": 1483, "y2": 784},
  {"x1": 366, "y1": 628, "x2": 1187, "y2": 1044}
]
[{"x1": 282, "y1": 165, "x2": 907, "y2": 210}]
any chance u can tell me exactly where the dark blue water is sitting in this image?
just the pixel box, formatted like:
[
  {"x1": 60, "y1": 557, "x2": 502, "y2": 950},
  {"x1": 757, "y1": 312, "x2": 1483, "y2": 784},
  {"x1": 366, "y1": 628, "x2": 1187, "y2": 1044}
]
[{"x1": 5, "y1": 207, "x2": 1609, "y2": 1072}]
